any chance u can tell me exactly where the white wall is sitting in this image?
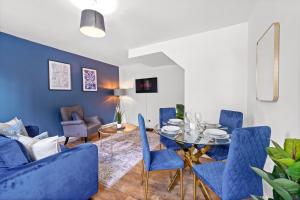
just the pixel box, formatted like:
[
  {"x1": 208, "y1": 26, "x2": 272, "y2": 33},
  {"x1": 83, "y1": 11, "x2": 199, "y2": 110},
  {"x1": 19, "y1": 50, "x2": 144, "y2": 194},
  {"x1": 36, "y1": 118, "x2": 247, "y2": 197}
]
[
  {"x1": 129, "y1": 23, "x2": 248, "y2": 123},
  {"x1": 247, "y1": 0, "x2": 300, "y2": 196},
  {"x1": 119, "y1": 64, "x2": 184, "y2": 127}
]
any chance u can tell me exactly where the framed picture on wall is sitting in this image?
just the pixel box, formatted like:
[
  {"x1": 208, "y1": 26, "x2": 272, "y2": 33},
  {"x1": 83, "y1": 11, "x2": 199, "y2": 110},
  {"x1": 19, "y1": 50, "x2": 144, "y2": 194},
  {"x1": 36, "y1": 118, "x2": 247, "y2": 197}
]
[
  {"x1": 48, "y1": 60, "x2": 72, "y2": 91},
  {"x1": 82, "y1": 67, "x2": 98, "y2": 92}
]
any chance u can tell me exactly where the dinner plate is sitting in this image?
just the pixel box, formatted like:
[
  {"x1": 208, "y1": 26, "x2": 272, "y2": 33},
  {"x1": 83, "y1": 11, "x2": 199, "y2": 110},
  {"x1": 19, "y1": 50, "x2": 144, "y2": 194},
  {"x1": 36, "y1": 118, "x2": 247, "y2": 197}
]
[
  {"x1": 168, "y1": 119, "x2": 183, "y2": 124},
  {"x1": 162, "y1": 125, "x2": 180, "y2": 135},
  {"x1": 203, "y1": 129, "x2": 229, "y2": 139},
  {"x1": 204, "y1": 122, "x2": 221, "y2": 128}
]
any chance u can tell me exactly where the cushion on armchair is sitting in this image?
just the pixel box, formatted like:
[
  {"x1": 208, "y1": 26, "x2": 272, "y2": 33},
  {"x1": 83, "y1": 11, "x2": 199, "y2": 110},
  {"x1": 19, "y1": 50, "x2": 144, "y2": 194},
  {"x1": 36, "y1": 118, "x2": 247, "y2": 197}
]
[{"x1": 71, "y1": 112, "x2": 82, "y2": 121}]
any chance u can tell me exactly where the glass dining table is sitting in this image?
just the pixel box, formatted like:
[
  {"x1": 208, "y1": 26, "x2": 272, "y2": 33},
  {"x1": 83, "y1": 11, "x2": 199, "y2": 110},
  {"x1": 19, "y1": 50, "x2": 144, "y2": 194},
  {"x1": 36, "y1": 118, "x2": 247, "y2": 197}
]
[{"x1": 153, "y1": 123, "x2": 231, "y2": 191}]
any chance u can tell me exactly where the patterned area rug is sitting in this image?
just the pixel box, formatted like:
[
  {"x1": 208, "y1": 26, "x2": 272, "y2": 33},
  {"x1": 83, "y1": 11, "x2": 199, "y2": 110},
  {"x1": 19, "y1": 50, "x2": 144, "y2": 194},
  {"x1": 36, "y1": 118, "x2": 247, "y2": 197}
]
[{"x1": 93, "y1": 131, "x2": 159, "y2": 188}]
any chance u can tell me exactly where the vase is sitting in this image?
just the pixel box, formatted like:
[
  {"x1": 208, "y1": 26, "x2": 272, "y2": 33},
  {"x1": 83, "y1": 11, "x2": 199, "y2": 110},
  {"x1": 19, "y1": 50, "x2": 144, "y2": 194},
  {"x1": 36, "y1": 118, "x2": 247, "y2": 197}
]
[{"x1": 117, "y1": 123, "x2": 122, "y2": 129}]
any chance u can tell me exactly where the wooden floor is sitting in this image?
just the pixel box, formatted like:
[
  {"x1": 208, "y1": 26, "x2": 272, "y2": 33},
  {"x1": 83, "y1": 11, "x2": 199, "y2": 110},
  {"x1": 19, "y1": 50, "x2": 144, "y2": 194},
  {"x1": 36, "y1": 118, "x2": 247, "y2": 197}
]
[{"x1": 66, "y1": 132, "x2": 220, "y2": 200}]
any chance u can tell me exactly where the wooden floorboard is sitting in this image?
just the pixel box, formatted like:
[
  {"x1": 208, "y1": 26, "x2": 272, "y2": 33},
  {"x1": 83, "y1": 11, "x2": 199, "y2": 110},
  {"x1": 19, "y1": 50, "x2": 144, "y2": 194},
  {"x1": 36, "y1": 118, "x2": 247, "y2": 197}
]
[{"x1": 66, "y1": 132, "x2": 220, "y2": 200}]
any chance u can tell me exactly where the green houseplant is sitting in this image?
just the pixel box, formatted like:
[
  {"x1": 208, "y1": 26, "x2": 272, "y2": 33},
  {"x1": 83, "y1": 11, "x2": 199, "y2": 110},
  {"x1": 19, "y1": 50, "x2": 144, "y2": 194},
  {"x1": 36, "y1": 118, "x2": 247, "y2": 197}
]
[
  {"x1": 115, "y1": 104, "x2": 123, "y2": 128},
  {"x1": 251, "y1": 138, "x2": 300, "y2": 200}
]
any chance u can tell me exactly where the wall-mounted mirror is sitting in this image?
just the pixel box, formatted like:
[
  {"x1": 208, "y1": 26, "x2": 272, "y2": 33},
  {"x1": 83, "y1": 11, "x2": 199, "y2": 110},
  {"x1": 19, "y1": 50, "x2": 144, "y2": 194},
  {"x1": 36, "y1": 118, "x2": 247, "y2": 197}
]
[{"x1": 256, "y1": 22, "x2": 280, "y2": 102}]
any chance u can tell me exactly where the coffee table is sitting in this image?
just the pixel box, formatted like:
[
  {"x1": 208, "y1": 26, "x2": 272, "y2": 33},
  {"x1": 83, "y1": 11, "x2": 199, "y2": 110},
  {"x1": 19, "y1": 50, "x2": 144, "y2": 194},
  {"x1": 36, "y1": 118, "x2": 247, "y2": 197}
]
[
  {"x1": 98, "y1": 123, "x2": 138, "y2": 159},
  {"x1": 98, "y1": 123, "x2": 138, "y2": 136}
]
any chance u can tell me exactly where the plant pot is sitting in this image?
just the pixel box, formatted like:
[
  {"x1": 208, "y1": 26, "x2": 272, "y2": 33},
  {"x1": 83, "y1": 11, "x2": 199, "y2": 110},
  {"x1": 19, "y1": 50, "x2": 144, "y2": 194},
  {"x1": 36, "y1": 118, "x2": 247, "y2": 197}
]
[{"x1": 117, "y1": 123, "x2": 122, "y2": 129}]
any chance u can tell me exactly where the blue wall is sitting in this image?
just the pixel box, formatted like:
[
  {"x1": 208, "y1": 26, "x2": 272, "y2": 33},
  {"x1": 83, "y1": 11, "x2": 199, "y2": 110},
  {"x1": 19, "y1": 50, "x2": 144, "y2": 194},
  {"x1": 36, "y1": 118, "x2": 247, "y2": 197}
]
[{"x1": 0, "y1": 32, "x2": 119, "y2": 136}]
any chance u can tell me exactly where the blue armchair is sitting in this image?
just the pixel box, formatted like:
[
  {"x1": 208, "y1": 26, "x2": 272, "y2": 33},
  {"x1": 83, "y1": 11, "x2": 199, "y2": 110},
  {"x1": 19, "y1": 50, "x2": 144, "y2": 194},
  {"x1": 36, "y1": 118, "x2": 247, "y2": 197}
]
[
  {"x1": 193, "y1": 126, "x2": 271, "y2": 200},
  {"x1": 0, "y1": 134, "x2": 99, "y2": 200}
]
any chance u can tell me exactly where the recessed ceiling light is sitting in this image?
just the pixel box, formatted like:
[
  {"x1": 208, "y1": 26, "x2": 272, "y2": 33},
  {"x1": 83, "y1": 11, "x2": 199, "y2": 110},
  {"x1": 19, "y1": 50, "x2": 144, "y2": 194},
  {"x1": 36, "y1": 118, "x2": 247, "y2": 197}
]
[{"x1": 69, "y1": 0, "x2": 118, "y2": 15}]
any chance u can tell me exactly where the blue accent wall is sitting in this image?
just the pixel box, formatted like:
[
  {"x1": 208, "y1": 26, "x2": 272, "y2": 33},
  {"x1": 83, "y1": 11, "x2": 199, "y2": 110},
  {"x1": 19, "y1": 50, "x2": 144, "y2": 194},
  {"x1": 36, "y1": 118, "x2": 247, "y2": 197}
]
[{"x1": 0, "y1": 32, "x2": 119, "y2": 136}]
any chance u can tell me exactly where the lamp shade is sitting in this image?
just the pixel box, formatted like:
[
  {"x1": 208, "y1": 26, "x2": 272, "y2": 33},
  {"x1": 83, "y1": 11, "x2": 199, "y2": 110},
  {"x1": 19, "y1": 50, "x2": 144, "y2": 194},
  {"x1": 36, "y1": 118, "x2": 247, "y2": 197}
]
[
  {"x1": 114, "y1": 89, "x2": 127, "y2": 96},
  {"x1": 80, "y1": 9, "x2": 106, "y2": 38}
]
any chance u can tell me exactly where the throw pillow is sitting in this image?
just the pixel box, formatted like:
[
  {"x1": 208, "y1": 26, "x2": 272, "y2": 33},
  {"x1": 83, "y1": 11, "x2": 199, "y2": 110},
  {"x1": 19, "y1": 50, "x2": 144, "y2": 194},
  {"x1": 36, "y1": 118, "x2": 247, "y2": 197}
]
[
  {"x1": 33, "y1": 131, "x2": 49, "y2": 140},
  {"x1": 17, "y1": 135, "x2": 60, "y2": 161},
  {"x1": 0, "y1": 117, "x2": 29, "y2": 137},
  {"x1": 71, "y1": 112, "x2": 82, "y2": 121},
  {"x1": 31, "y1": 136, "x2": 60, "y2": 160}
]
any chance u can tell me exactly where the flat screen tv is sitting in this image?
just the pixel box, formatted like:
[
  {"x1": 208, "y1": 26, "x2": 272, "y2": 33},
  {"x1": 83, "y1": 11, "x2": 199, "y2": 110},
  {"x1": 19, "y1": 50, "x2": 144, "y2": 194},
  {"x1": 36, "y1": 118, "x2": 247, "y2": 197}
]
[{"x1": 135, "y1": 77, "x2": 158, "y2": 93}]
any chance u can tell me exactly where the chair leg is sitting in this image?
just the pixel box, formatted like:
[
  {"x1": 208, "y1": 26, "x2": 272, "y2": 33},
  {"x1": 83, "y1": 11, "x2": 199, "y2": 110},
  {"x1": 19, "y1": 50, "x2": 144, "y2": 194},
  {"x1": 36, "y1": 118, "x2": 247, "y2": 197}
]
[
  {"x1": 141, "y1": 160, "x2": 144, "y2": 185},
  {"x1": 64, "y1": 137, "x2": 69, "y2": 145},
  {"x1": 84, "y1": 137, "x2": 88, "y2": 143},
  {"x1": 198, "y1": 179, "x2": 211, "y2": 200},
  {"x1": 144, "y1": 171, "x2": 149, "y2": 200},
  {"x1": 180, "y1": 168, "x2": 184, "y2": 200},
  {"x1": 193, "y1": 173, "x2": 197, "y2": 200},
  {"x1": 160, "y1": 143, "x2": 162, "y2": 150}
]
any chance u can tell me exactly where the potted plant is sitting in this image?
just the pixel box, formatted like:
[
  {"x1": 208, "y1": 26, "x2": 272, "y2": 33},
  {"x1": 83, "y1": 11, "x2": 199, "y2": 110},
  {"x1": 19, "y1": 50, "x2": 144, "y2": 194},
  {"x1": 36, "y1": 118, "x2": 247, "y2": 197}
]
[
  {"x1": 115, "y1": 104, "x2": 123, "y2": 129},
  {"x1": 251, "y1": 138, "x2": 300, "y2": 200}
]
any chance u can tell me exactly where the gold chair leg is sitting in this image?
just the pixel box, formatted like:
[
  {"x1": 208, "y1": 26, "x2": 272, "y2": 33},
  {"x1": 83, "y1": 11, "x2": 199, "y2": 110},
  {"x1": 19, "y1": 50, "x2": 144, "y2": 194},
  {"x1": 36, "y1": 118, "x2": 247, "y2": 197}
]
[
  {"x1": 198, "y1": 179, "x2": 211, "y2": 200},
  {"x1": 141, "y1": 160, "x2": 144, "y2": 185},
  {"x1": 180, "y1": 169, "x2": 184, "y2": 200},
  {"x1": 144, "y1": 171, "x2": 149, "y2": 200},
  {"x1": 160, "y1": 143, "x2": 162, "y2": 150},
  {"x1": 193, "y1": 173, "x2": 197, "y2": 200}
]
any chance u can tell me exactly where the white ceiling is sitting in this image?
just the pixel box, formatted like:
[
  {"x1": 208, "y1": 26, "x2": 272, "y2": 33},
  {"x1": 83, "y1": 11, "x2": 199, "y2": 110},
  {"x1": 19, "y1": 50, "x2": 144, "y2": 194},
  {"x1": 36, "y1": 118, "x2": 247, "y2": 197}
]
[{"x1": 0, "y1": 0, "x2": 259, "y2": 66}]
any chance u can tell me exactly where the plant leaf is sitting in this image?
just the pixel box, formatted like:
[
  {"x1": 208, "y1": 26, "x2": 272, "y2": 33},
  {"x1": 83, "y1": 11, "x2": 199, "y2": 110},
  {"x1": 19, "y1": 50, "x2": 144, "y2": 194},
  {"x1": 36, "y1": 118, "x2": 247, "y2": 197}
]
[
  {"x1": 287, "y1": 161, "x2": 300, "y2": 180},
  {"x1": 250, "y1": 195, "x2": 265, "y2": 200},
  {"x1": 272, "y1": 165, "x2": 288, "y2": 179},
  {"x1": 267, "y1": 147, "x2": 290, "y2": 161},
  {"x1": 273, "y1": 178, "x2": 300, "y2": 194},
  {"x1": 284, "y1": 138, "x2": 300, "y2": 161},
  {"x1": 277, "y1": 158, "x2": 296, "y2": 167},
  {"x1": 267, "y1": 141, "x2": 291, "y2": 159},
  {"x1": 252, "y1": 167, "x2": 275, "y2": 181},
  {"x1": 252, "y1": 167, "x2": 293, "y2": 200}
]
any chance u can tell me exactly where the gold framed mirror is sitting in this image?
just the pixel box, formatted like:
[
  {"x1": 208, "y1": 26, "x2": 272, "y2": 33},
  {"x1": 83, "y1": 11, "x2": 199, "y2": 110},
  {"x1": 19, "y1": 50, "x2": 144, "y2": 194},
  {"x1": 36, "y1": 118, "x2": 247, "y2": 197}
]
[{"x1": 256, "y1": 22, "x2": 280, "y2": 102}]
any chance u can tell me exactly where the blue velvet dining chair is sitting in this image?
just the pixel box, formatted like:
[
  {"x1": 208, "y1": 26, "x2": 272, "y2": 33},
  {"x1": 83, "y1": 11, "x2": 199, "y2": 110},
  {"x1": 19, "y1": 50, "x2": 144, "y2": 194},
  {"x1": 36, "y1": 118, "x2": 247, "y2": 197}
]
[
  {"x1": 159, "y1": 107, "x2": 182, "y2": 150},
  {"x1": 192, "y1": 126, "x2": 271, "y2": 200},
  {"x1": 206, "y1": 109, "x2": 243, "y2": 161},
  {"x1": 138, "y1": 114, "x2": 184, "y2": 200}
]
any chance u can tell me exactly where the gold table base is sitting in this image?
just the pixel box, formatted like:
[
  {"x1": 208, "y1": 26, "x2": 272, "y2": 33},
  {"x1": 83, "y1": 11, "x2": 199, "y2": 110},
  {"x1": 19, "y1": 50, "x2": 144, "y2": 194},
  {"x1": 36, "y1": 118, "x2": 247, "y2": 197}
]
[{"x1": 167, "y1": 144, "x2": 211, "y2": 192}]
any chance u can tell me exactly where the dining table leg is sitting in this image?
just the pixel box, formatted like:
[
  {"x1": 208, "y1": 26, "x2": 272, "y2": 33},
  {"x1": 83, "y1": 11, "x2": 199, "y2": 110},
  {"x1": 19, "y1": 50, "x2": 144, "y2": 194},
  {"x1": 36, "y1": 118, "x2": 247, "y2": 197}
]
[{"x1": 166, "y1": 145, "x2": 211, "y2": 192}]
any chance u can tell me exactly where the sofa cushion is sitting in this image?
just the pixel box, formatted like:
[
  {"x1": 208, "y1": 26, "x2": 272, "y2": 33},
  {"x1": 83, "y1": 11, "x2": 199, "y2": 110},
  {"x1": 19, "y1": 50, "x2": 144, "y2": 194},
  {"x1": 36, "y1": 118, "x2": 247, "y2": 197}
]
[
  {"x1": 0, "y1": 136, "x2": 29, "y2": 172},
  {"x1": 71, "y1": 112, "x2": 82, "y2": 121}
]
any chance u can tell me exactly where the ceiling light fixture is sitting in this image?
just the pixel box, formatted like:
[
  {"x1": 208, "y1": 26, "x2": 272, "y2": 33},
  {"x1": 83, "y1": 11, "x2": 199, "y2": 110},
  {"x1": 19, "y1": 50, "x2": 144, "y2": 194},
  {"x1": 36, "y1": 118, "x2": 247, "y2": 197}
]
[{"x1": 80, "y1": 9, "x2": 106, "y2": 38}]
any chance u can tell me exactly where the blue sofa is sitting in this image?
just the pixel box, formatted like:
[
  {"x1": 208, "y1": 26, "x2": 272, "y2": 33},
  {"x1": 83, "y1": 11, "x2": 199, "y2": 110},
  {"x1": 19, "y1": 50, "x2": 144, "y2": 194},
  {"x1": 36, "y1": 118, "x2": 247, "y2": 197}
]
[{"x1": 0, "y1": 126, "x2": 99, "y2": 200}]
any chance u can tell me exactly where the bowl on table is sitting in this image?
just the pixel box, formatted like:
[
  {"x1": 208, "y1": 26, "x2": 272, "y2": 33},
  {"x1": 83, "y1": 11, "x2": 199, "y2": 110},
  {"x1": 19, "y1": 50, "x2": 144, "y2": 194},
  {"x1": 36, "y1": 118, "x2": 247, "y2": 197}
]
[{"x1": 161, "y1": 125, "x2": 181, "y2": 135}]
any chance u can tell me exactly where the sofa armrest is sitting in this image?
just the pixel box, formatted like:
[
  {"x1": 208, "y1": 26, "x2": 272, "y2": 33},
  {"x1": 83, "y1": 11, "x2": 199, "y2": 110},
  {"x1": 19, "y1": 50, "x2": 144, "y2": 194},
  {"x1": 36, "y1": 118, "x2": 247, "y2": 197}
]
[
  {"x1": 0, "y1": 144, "x2": 99, "y2": 200},
  {"x1": 85, "y1": 116, "x2": 101, "y2": 125},
  {"x1": 61, "y1": 120, "x2": 85, "y2": 126}
]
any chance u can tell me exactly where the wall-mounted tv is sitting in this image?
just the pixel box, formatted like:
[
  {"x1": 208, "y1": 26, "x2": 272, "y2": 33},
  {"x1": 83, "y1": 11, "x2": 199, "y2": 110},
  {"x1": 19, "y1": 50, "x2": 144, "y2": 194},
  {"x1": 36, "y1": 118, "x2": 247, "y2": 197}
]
[{"x1": 135, "y1": 77, "x2": 158, "y2": 93}]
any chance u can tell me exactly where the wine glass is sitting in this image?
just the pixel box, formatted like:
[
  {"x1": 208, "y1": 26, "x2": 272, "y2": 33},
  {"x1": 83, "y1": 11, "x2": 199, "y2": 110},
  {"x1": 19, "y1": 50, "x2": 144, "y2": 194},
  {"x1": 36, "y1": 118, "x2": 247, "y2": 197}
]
[
  {"x1": 195, "y1": 112, "x2": 202, "y2": 130},
  {"x1": 184, "y1": 112, "x2": 193, "y2": 132}
]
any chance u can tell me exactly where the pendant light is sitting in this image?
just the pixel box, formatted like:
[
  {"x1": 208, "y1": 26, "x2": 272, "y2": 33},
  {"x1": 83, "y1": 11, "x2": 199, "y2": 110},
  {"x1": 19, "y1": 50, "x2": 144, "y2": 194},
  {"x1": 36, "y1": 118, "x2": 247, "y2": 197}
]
[{"x1": 80, "y1": 9, "x2": 106, "y2": 38}]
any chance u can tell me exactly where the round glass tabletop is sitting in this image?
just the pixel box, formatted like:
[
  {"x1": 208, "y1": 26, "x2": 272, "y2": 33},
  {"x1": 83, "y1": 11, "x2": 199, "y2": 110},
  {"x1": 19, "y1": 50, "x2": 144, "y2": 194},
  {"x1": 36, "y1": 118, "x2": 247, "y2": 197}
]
[{"x1": 154, "y1": 124, "x2": 231, "y2": 146}]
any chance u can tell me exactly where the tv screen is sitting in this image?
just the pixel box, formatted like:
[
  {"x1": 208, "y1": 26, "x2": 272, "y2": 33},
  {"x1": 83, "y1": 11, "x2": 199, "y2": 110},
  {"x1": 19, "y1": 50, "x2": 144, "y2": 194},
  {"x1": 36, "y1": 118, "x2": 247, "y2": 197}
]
[{"x1": 135, "y1": 77, "x2": 158, "y2": 93}]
